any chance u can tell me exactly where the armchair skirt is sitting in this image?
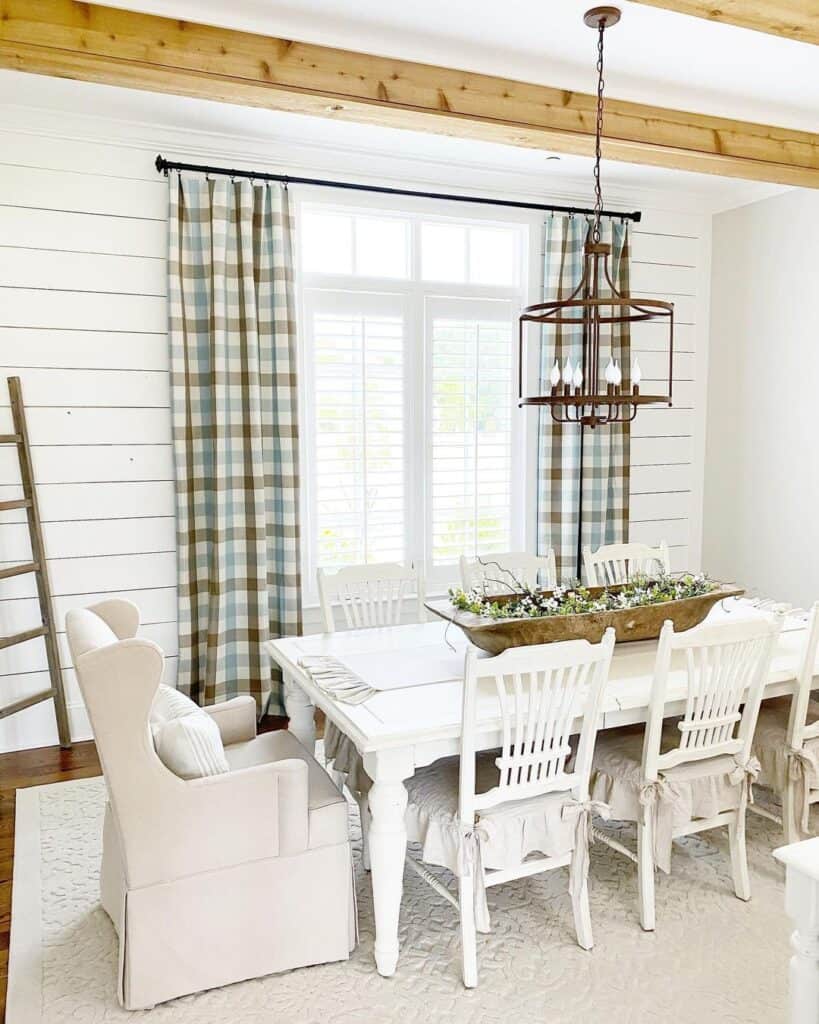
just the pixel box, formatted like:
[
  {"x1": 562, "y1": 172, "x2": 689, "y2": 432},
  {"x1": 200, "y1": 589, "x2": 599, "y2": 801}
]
[{"x1": 107, "y1": 825, "x2": 356, "y2": 1010}]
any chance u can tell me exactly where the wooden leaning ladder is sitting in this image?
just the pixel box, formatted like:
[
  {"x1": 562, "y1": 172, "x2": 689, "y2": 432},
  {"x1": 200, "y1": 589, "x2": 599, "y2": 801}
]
[{"x1": 0, "y1": 377, "x2": 71, "y2": 747}]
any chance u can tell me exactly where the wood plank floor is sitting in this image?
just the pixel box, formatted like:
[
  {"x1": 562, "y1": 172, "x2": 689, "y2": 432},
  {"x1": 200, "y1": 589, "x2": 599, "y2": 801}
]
[{"x1": 0, "y1": 715, "x2": 289, "y2": 1023}]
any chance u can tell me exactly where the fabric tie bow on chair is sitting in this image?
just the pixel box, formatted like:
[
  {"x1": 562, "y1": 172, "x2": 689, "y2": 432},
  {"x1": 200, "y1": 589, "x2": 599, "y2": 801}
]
[
  {"x1": 457, "y1": 824, "x2": 491, "y2": 934},
  {"x1": 561, "y1": 799, "x2": 611, "y2": 900},
  {"x1": 638, "y1": 778, "x2": 680, "y2": 875},
  {"x1": 729, "y1": 754, "x2": 761, "y2": 804},
  {"x1": 786, "y1": 747, "x2": 819, "y2": 835}
]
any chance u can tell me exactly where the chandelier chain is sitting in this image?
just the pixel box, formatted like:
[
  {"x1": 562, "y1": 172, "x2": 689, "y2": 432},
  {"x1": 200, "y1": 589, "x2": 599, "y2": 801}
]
[
  {"x1": 516, "y1": 8, "x2": 675, "y2": 429},
  {"x1": 592, "y1": 22, "x2": 605, "y2": 243}
]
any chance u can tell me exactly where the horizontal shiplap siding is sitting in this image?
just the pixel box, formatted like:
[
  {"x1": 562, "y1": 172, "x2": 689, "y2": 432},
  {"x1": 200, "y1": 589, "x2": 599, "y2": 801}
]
[
  {"x1": 626, "y1": 211, "x2": 709, "y2": 575},
  {"x1": 0, "y1": 136, "x2": 172, "y2": 751},
  {"x1": 0, "y1": 125, "x2": 710, "y2": 751}
]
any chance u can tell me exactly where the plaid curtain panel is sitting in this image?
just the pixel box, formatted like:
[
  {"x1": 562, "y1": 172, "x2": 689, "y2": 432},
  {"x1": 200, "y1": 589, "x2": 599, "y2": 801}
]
[
  {"x1": 536, "y1": 215, "x2": 631, "y2": 582},
  {"x1": 168, "y1": 173, "x2": 301, "y2": 714}
]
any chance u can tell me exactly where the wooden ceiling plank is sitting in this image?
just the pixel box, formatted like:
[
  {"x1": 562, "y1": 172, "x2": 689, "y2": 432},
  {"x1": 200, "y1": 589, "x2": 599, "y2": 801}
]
[
  {"x1": 0, "y1": 0, "x2": 817, "y2": 188},
  {"x1": 628, "y1": 0, "x2": 819, "y2": 46}
]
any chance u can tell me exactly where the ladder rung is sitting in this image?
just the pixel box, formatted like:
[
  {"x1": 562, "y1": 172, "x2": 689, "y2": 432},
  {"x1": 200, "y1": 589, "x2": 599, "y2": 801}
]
[
  {"x1": 0, "y1": 688, "x2": 56, "y2": 720},
  {"x1": 0, "y1": 561, "x2": 39, "y2": 580},
  {"x1": 3, "y1": 375, "x2": 72, "y2": 746},
  {"x1": 0, "y1": 624, "x2": 48, "y2": 650}
]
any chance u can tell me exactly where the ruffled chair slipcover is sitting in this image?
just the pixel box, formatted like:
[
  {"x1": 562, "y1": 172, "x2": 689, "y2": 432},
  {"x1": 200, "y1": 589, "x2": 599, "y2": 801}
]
[
  {"x1": 324, "y1": 722, "x2": 371, "y2": 795},
  {"x1": 405, "y1": 751, "x2": 604, "y2": 930},
  {"x1": 591, "y1": 721, "x2": 759, "y2": 873},
  {"x1": 753, "y1": 695, "x2": 819, "y2": 836}
]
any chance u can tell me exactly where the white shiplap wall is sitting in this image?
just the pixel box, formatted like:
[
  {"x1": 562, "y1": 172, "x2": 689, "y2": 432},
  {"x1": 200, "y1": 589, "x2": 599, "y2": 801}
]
[
  {"x1": 0, "y1": 113, "x2": 711, "y2": 752},
  {"x1": 627, "y1": 220, "x2": 709, "y2": 569}
]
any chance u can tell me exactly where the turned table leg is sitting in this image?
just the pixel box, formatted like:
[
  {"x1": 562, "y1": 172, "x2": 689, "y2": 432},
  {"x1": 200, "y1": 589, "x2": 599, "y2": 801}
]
[
  {"x1": 283, "y1": 674, "x2": 316, "y2": 754},
  {"x1": 363, "y1": 748, "x2": 414, "y2": 977},
  {"x1": 774, "y1": 837, "x2": 819, "y2": 1024}
]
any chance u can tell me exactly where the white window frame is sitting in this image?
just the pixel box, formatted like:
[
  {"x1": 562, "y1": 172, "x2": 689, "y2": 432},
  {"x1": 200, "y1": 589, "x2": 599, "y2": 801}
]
[{"x1": 294, "y1": 186, "x2": 535, "y2": 606}]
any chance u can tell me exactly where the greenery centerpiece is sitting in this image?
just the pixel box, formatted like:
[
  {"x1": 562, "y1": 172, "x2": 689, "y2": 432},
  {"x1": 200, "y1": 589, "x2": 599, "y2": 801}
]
[
  {"x1": 426, "y1": 572, "x2": 743, "y2": 654},
  {"x1": 448, "y1": 572, "x2": 718, "y2": 620}
]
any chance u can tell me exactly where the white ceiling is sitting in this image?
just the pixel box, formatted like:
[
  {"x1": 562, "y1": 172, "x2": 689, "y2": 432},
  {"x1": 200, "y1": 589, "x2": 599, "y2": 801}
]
[{"x1": 100, "y1": 0, "x2": 819, "y2": 132}]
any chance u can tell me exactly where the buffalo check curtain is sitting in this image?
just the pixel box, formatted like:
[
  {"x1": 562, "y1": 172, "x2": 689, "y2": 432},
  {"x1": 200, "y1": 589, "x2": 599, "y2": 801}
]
[
  {"x1": 536, "y1": 214, "x2": 631, "y2": 582},
  {"x1": 168, "y1": 173, "x2": 301, "y2": 714}
]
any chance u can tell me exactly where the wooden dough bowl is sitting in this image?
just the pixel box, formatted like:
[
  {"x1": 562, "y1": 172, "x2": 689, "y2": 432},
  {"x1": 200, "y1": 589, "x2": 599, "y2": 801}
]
[{"x1": 426, "y1": 583, "x2": 745, "y2": 655}]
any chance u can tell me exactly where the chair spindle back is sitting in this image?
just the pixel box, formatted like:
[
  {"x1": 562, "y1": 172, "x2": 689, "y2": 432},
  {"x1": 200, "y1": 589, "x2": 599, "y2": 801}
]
[
  {"x1": 583, "y1": 541, "x2": 671, "y2": 587},
  {"x1": 459, "y1": 630, "x2": 616, "y2": 822},
  {"x1": 644, "y1": 615, "x2": 782, "y2": 777},
  {"x1": 318, "y1": 563, "x2": 425, "y2": 633},
  {"x1": 459, "y1": 550, "x2": 557, "y2": 594}
]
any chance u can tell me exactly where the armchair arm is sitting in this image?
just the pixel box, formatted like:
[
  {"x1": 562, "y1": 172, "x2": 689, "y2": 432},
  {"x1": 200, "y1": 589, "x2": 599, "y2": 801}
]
[
  {"x1": 120, "y1": 757, "x2": 310, "y2": 889},
  {"x1": 204, "y1": 695, "x2": 258, "y2": 745},
  {"x1": 270, "y1": 758, "x2": 310, "y2": 855}
]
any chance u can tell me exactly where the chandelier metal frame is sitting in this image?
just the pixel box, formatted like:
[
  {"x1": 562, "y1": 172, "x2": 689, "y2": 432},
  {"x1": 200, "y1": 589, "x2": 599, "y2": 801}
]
[{"x1": 517, "y1": 6, "x2": 675, "y2": 429}]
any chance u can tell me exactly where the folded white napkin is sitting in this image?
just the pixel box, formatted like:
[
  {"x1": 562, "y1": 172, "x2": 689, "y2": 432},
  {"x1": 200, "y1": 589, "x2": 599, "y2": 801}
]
[{"x1": 298, "y1": 655, "x2": 375, "y2": 705}]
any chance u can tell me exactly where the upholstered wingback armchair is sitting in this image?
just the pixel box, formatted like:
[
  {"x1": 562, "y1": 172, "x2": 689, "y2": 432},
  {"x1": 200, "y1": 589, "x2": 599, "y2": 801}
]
[{"x1": 66, "y1": 599, "x2": 356, "y2": 1010}]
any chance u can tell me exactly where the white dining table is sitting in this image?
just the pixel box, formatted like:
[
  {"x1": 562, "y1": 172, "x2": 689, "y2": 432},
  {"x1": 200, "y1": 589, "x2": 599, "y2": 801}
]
[{"x1": 267, "y1": 599, "x2": 815, "y2": 978}]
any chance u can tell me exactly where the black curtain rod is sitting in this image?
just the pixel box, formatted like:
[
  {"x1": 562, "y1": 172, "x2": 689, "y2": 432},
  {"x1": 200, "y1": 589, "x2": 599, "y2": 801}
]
[{"x1": 155, "y1": 155, "x2": 642, "y2": 223}]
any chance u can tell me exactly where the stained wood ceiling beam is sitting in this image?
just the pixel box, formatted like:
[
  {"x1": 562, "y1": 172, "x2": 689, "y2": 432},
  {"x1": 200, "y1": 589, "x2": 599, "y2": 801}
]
[
  {"x1": 0, "y1": 0, "x2": 817, "y2": 188},
  {"x1": 628, "y1": 0, "x2": 819, "y2": 46}
]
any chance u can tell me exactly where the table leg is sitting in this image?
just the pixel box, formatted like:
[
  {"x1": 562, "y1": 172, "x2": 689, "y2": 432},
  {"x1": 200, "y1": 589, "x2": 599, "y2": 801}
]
[
  {"x1": 363, "y1": 748, "x2": 414, "y2": 977},
  {"x1": 785, "y1": 868, "x2": 819, "y2": 1023},
  {"x1": 283, "y1": 674, "x2": 316, "y2": 753},
  {"x1": 774, "y1": 840, "x2": 819, "y2": 1024}
]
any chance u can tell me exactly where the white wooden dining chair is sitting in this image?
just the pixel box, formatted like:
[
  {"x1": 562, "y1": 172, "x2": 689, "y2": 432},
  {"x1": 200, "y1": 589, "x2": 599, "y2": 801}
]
[
  {"x1": 582, "y1": 540, "x2": 670, "y2": 586},
  {"x1": 318, "y1": 562, "x2": 426, "y2": 868},
  {"x1": 403, "y1": 630, "x2": 616, "y2": 987},
  {"x1": 459, "y1": 550, "x2": 557, "y2": 593},
  {"x1": 317, "y1": 562, "x2": 426, "y2": 633},
  {"x1": 751, "y1": 602, "x2": 819, "y2": 843},
  {"x1": 591, "y1": 614, "x2": 781, "y2": 931}
]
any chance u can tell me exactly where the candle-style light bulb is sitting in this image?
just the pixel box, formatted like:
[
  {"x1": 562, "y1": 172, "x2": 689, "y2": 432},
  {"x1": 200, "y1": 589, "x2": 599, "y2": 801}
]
[
  {"x1": 549, "y1": 359, "x2": 561, "y2": 387},
  {"x1": 604, "y1": 358, "x2": 616, "y2": 385},
  {"x1": 632, "y1": 358, "x2": 642, "y2": 387},
  {"x1": 613, "y1": 360, "x2": 622, "y2": 387},
  {"x1": 573, "y1": 364, "x2": 583, "y2": 389},
  {"x1": 562, "y1": 357, "x2": 574, "y2": 385}
]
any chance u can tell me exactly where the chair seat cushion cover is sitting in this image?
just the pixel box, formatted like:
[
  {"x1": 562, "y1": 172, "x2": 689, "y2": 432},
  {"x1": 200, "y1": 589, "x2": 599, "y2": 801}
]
[
  {"x1": 590, "y1": 722, "x2": 748, "y2": 873},
  {"x1": 753, "y1": 695, "x2": 819, "y2": 834},
  {"x1": 753, "y1": 695, "x2": 819, "y2": 791},
  {"x1": 225, "y1": 730, "x2": 349, "y2": 849},
  {"x1": 404, "y1": 752, "x2": 579, "y2": 875},
  {"x1": 324, "y1": 721, "x2": 371, "y2": 794}
]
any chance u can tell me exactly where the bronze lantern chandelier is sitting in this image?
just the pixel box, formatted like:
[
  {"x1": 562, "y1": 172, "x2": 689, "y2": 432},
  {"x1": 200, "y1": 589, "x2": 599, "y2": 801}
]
[{"x1": 518, "y1": 6, "x2": 674, "y2": 428}]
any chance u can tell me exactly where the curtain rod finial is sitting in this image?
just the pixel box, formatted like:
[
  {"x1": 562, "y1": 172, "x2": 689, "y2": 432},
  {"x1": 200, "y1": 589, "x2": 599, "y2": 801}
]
[{"x1": 155, "y1": 154, "x2": 168, "y2": 175}]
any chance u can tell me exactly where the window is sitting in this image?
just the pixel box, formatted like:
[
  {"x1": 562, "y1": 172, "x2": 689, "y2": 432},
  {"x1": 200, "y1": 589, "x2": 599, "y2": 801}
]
[
  {"x1": 299, "y1": 199, "x2": 528, "y2": 598},
  {"x1": 428, "y1": 299, "x2": 515, "y2": 566},
  {"x1": 306, "y1": 293, "x2": 406, "y2": 568}
]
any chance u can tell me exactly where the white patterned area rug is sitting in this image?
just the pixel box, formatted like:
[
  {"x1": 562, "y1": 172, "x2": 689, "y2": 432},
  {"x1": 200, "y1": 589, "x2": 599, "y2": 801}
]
[{"x1": 9, "y1": 775, "x2": 791, "y2": 1024}]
